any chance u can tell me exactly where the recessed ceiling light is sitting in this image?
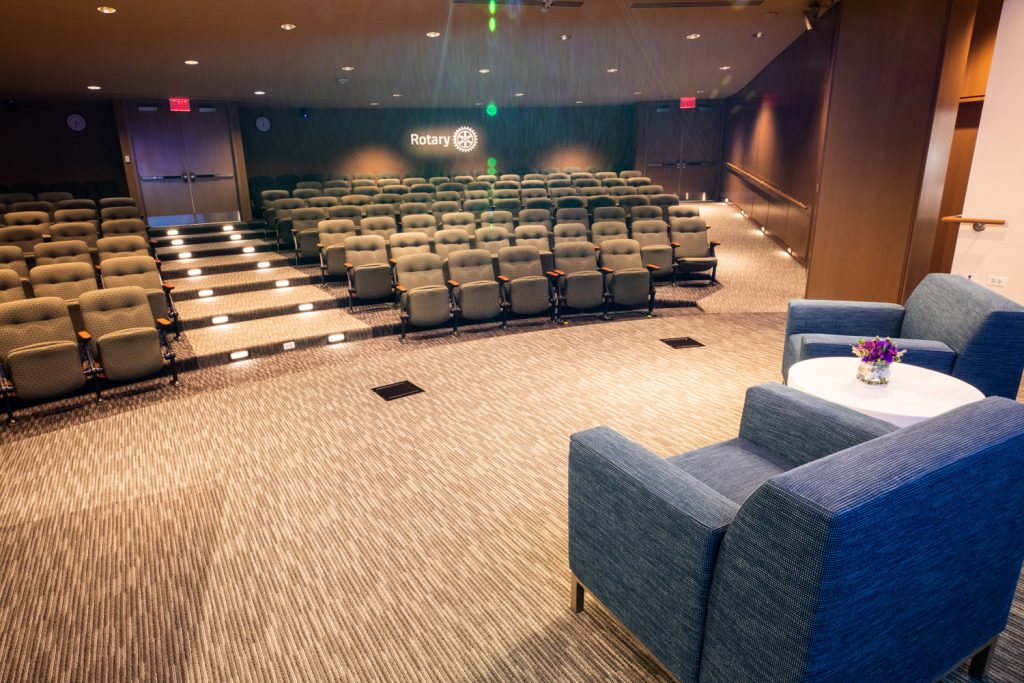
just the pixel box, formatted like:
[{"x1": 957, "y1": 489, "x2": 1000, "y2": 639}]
[
  {"x1": 686, "y1": 33, "x2": 701, "y2": 40},
  {"x1": 634, "y1": 91, "x2": 642, "y2": 95},
  {"x1": 514, "y1": 92, "x2": 524, "y2": 97},
  {"x1": 341, "y1": 66, "x2": 355, "y2": 71},
  {"x1": 560, "y1": 33, "x2": 571, "y2": 41},
  {"x1": 753, "y1": 31, "x2": 766, "y2": 38},
  {"x1": 369, "y1": 102, "x2": 379, "y2": 106},
  {"x1": 184, "y1": 59, "x2": 199, "y2": 65},
  {"x1": 254, "y1": 90, "x2": 266, "y2": 95},
  {"x1": 426, "y1": 31, "x2": 441, "y2": 38},
  {"x1": 479, "y1": 68, "x2": 491, "y2": 74},
  {"x1": 575, "y1": 100, "x2": 583, "y2": 104},
  {"x1": 96, "y1": 6, "x2": 116, "y2": 14},
  {"x1": 87, "y1": 85, "x2": 102, "y2": 91},
  {"x1": 696, "y1": 90, "x2": 705, "y2": 94},
  {"x1": 606, "y1": 68, "x2": 619, "y2": 73},
  {"x1": 281, "y1": 23, "x2": 296, "y2": 31},
  {"x1": 474, "y1": 102, "x2": 483, "y2": 106},
  {"x1": 719, "y1": 65, "x2": 732, "y2": 71},
  {"x1": 392, "y1": 93, "x2": 401, "y2": 98}
]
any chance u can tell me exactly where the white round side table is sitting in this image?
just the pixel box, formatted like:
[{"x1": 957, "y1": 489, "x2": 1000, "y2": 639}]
[{"x1": 787, "y1": 357, "x2": 984, "y2": 428}]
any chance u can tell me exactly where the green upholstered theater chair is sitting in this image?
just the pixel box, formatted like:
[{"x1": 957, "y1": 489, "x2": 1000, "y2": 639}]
[
  {"x1": 598, "y1": 238, "x2": 658, "y2": 318},
  {"x1": 96, "y1": 235, "x2": 151, "y2": 263},
  {"x1": 400, "y1": 214, "x2": 438, "y2": 239},
  {"x1": 670, "y1": 217, "x2": 719, "y2": 285},
  {"x1": 551, "y1": 241, "x2": 607, "y2": 320},
  {"x1": 446, "y1": 248, "x2": 504, "y2": 328},
  {"x1": 316, "y1": 219, "x2": 359, "y2": 284},
  {"x1": 394, "y1": 253, "x2": 455, "y2": 340},
  {"x1": 0, "y1": 296, "x2": 101, "y2": 422},
  {"x1": 630, "y1": 219, "x2": 675, "y2": 277},
  {"x1": 496, "y1": 245, "x2": 555, "y2": 319},
  {"x1": 33, "y1": 240, "x2": 92, "y2": 267},
  {"x1": 98, "y1": 255, "x2": 181, "y2": 339},
  {"x1": 29, "y1": 262, "x2": 98, "y2": 332},
  {"x1": 344, "y1": 235, "x2": 394, "y2": 310},
  {"x1": 433, "y1": 229, "x2": 472, "y2": 262}
]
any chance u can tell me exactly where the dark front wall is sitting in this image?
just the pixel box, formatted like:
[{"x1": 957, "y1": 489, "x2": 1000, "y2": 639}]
[
  {"x1": 0, "y1": 99, "x2": 127, "y2": 193},
  {"x1": 719, "y1": 8, "x2": 838, "y2": 260},
  {"x1": 238, "y1": 105, "x2": 635, "y2": 178}
]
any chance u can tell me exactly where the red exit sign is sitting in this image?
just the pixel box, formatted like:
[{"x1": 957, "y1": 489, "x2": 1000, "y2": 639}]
[
  {"x1": 169, "y1": 97, "x2": 191, "y2": 112},
  {"x1": 679, "y1": 97, "x2": 697, "y2": 110}
]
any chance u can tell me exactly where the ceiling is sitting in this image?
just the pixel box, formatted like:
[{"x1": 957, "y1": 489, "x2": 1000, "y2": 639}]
[{"x1": 0, "y1": 0, "x2": 811, "y2": 108}]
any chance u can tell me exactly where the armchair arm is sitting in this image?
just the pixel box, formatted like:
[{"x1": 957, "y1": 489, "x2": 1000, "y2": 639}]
[
  {"x1": 785, "y1": 299, "x2": 905, "y2": 339},
  {"x1": 569, "y1": 426, "x2": 738, "y2": 683},
  {"x1": 738, "y1": 383, "x2": 897, "y2": 468}
]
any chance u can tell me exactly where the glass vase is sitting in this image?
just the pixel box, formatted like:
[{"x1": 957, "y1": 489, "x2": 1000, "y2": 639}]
[{"x1": 857, "y1": 361, "x2": 892, "y2": 385}]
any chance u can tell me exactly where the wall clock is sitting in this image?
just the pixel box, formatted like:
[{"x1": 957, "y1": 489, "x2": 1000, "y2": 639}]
[
  {"x1": 255, "y1": 115, "x2": 272, "y2": 132},
  {"x1": 66, "y1": 113, "x2": 87, "y2": 132}
]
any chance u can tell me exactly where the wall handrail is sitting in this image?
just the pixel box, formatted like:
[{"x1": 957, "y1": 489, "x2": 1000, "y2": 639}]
[
  {"x1": 724, "y1": 162, "x2": 809, "y2": 210},
  {"x1": 941, "y1": 215, "x2": 1007, "y2": 232}
]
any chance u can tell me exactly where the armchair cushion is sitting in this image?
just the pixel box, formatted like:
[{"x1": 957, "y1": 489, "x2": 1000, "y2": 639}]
[{"x1": 668, "y1": 438, "x2": 791, "y2": 504}]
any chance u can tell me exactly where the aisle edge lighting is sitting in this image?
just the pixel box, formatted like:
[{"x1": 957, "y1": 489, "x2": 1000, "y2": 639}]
[
  {"x1": 230, "y1": 350, "x2": 249, "y2": 361},
  {"x1": 212, "y1": 315, "x2": 229, "y2": 324}
]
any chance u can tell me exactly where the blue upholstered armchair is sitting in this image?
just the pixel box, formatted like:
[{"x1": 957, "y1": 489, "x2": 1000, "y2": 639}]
[
  {"x1": 568, "y1": 383, "x2": 1024, "y2": 682},
  {"x1": 782, "y1": 274, "x2": 1024, "y2": 398}
]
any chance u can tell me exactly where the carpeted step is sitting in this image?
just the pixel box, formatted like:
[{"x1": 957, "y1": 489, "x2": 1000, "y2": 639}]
[
  {"x1": 176, "y1": 285, "x2": 345, "y2": 329},
  {"x1": 176, "y1": 309, "x2": 372, "y2": 369},
  {"x1": 156, "y1": 239, "x2": 275, "y2": 260},
  {"x1": 167, "y1": 266, "x2": 315, "y2": 300},
  {"x1": 160, "y1": 252, "x2": 290, "y2": 278},
  {"x1": 151, "y1": 228, "x2": 265, "y2": 247}
]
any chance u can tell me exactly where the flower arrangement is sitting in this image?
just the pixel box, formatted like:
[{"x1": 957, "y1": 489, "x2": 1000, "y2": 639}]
[{"x1": 852, "y1": 337, "x2": 906, "y2": 384}]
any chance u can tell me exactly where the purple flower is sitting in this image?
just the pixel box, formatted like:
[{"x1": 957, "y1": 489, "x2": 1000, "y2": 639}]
[{"x1": 852, "y1": 336, "x2": 906, "y2": 366}]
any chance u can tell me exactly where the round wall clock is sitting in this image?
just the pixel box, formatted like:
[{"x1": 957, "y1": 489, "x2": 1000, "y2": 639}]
[
  {"x1": 255, "y1": 115, "x2": 272, "y2": 132},
  {"x1": 66, "y1": 113, "x2": 87, "y2": 132}
]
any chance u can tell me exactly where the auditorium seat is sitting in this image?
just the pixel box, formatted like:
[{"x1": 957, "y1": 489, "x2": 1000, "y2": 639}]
[
  {"x1": 594, "y1": 172, "x2": 617, "y2": 181},
  {"x1": 79, "y1": 286, "x2": 178, "y2": 385},
  {"x1": 630, "y1": 219, "x2": 675, "y2": 275},
  {"x1": 463, "y1": 199, "x2": 491, "y2": 222},
  {"x1": 573, "y1": 178, "x2": 600, "y2": 189},
  {"x1": 435, "y1": 191, "x2": 463, "y2": 205},
  {"x1": 592, "y1": 221, "x2": 628, "y2": 247},
  {"x1": 382, "y1": 185, "x2": 409, "y2": 196},
  {"x1": 496, "y1": 246, "x2": 553, "y2": 318},
  {"x1": 102, "y1": 255, "x2": 180, "y2": 336},
  {"x1": 515, "y1": 225, "x2": 554, "y2": 272},
  {"x1": 432, "y1": 201, "x2": 462, "y2": 225},
  {"x1": 96, "y1": 235, "x2": 150, "y2": 262},
  {"x1": 296, "y1": 181, "x2": 322, "y2": 190},
  {"x1": 467, "y1": 181, "x2": 492, "y2": 193},
  {"x1": 519, "y1": 208, "x2": 553, "y2": 230},
  {"x1": 494, "y1": 197, "x2": 522, "y2": 218},
  {"x1": 54, "y1": 208, "x2": 99, "y2": 228},
  {"x1": 524, "y1": 197, "x2": 555, "y2": 213},
  {"x1": 547, "y1": 180, "x2": 572, "y2": 191},
  {"x1": 434, "y1": 229, "x2": 472, "y2": 262},
  {"x1": 551, "y1": 241, "x2": 606, "y2": 319},
  {"x1": 354, "y1": 186, "x2": 382, "y2": 198},
  {"x1": 617, "y1": 195, "x2": 649, "y2": 221},
  {"x1": 323, "y1": 180, "x2": 351, "y2": 190},
  {"x1": 360, "y1": 216, "x2": 398, "y2": 241},
  {"x1": 0, "y1": 297, "x2": 93, "y2": 421},
  {"x1": 631, "y1": 205, "x2": 663, "y2": 222},
  {"x1": 0, "y1": 193, "x2": 34, "y2": 205},
  {"x1": 30, "y1": 262, "x2": 98, "y2": 331},
  {"x1": 0, "y1": 269, "x2": 26, "y2": 303},
  {"x1": 441, "y1": 212, "x2": 477, "y2": 237},
  {"x1": 569, "y1": 172, "x2": 592, "y2": 181},
  {"x1": 669, "y1": 203, "x2": 702, "y2": 219},
  {"x1": 524, "y1": 173, "x2": 547, "y2": 182},
  {"x1": 475, "y1": 226, "x2": 512, "y2": 255},
  {"x1": 619, "y1": 170, "x2": 642, "y2": 179},
  {"x1": 410, "y1": 183, "x2": 436, "y2": 196},
  {"x1": 0, "y1": 225, "x2": 46, "y2": 256},
  {"x1": 464, "y1": 190, "x2": 490, "y2": 202},
  {"x1": 555, "y1": 196, "x2": 585, "y2": 211},
  {"x1": 328, "y1": 205, "x2": 363, "y2": 227},
  {"x1": 671, "y1": 217, "x2": 719, "y2": 284},
  {"x1": 376, "y1": 193, "x2": 404, "y2": 211},
  {"x1": 3, "y1": 212, "x2": 51, "y2": 239},
  {"x1": 601, "y1": 177, "x2": 627, "y2": 188},
  {"x1": 323, "y1": 188, "x2": 349, "y2": 199},
  {"x1": 290, "y1": 208, "x2": 329, "y2": 263},
  {"x1": 0, "y1": 245, "x2": 30, "y2": 279},
  {"x1": 579, "y1": 187, "x2": 606, "y2": 199},
  {"x1": 50, "y1": 222, "x2": 100, "y2": 249},
  {"x1": 405, "y1": 192, "x2": 433, "y2": 204},
  {"x1": 316, "y1": 219, "x2": 359, "y2": 283},
  {"x1": 261, "y1": 190, "x2": 290, "y2": 222},
  {"x1": 554, "y1": 223, "x2": 589, "y2": 244},
  {"x1": 389, "y1": 233, "x2": 431, "y2": 262},
  {"x1": 453, "y1": 175, "x2": 475, "y2": 185},
  {"x1": 480, "y1": 210, "x2": 515, "y2": 233},
  {"x1": 585, "y1": 195, "x2": 615, "y2": 218},
  {"x1": 521, "y1": 180, "x2": 546, "y2": 191},
  {"x1": 403, "y1": 177, "x2": 427, "y2": 186},
  {"x1": 56, "y1": 199, "x2": 98, "y2": 211},
  {"x1": 521, "y1": 188, "x2": 547, "y2": 201},
  {"x1": 292, "y1": 188, "x2": 320, "y2": 201},
  {"x1": 306, "y1": 196, "x2": 339, "y2": 210},
  {"x1": 598, "y1": 239, "x2": 657, "y2": 316},
  {"x1": 475, "y1": 174, "x2": 498, "y2": 184},
  {"x1": 100, "y1": 205, "x2": 142, "y2": 222},
  {"x1": 341, "y1": 195, "x2": 372, "y2": 210},
  {"x1": 401, "y1": 214, "x2": 438, "y2": 239},
  {"x1": 378, "y1": 178, "x2": 402, "y2": 189},
  {"x1": 651, "y1": 194, "x2": 680, "y2": 221},
  {"x1": 438, "y1": 182, "x2": 466, "y2": 196},
  {"x1": 14, "y1": 201, "x2": 56, "y2": 217},
  {"x1": 498, "y1": 174, "x2": 520, "y2": 183},
  {"x1": 98, "y1": 197, "x2": 137, "y2": 209},
  {"x1": 593, "y1": 206, "x2": 627, "y2": 223},
  {"x1": 492, "y1": 190, "x2": 520, "y2": 201},
  {"x1": 626, "y1": 177, "x2": 652, "y2": 188},
  {"x1": 494, "y1": 181, "x2": 520, "y2": 191},
  {"x1": 609, "y1": 186, "x2": 638, "y2": 200},
  {"x1": 399, "y1": 202, "x2": 430, "y2": 219},
  {"x1": 345, "y1": 235, "x2": 395, "y2": 309},
  {"x1": 556, "y1": 207, "x2": 590, "y2": 230},
  {"x1": 276, "y1": 175, "x2": 302, "y2": 189},
  {"x1": 352, "y1": 177, "x2": 377, "y2": 186},
  {"x1": 365, "y1": 203, "x2": 397, "y2": 219},
  {"x1": 446, "y1": 248, "x2": 504, "y2": 327},
  {"x1": 101, "y1": 218, "x2": 149, "y2": 241},
  {"x1": 637, "y1": 184, "x2": 664, "y2": 196},
  {"x1": 427, "y1": 177, "x2": 449, "y2": 186},
  {"x1": 33, "y1": 240, "x2": 92, "y2": 266},
  {"x1": 393, "y1": 253, "x2": 455, "y2": 340}
]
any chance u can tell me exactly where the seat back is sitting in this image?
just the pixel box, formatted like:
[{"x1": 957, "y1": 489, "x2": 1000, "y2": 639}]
[
  {"x1": 586, "y1": 195, "x2": 616, "y2": 213},
  {"x1": 493, "y1": 198, "x2": 522, "y2": 217},
  {"x1": 556, "y1": 196, "x2": 585, "y2": 210},
  {"x1": 475, "y1": 226, "x2": 511, "y2": 254},
  {"x1": 261, "y1": 189, "x2": 290, "y2": 206},
  {"x1": 400, "y1": 202, "x2": 430, "y2": 217},
  {"x1": 30, "y1": 262, "x2": 98, "y2": 300},
  {"x1": 101, "y1": 218, "x2": 148, "y2": 239},
  {"x1": 317, "y1": 219, "x2": 358, "y2": 247},
  {"x1": 0, "y1": 225, "x2": 46, "y2": 253},
  {"x1": 0, "y1": 269, "x2": 24, "y2": 304},
  {"x1": 323, "y1": 180, "x2": 351, "y2": 190},
  {"x1": 553, "y1": 241, "x2": 599, "y2": 274},
  {"x1": 591, "y1": 221, "x2": 628, "y2": 246},
  {"x1": 669, "y1": 203, "x2": 701, "y2": 219},
  {"x1": 429, "y1": 176, "x2": 450, "y2": 186},
  {"x1": 556, "y1": 207, "x2": 589, "y2": 228},
  {"x1": 637, "y1": 184, "x2": 664, "y2": 195},
  {"x1": 0, "y1": 192, "x2": 33, "y2": 204},
  {"x1": 524, "y1": 197, "x2": 555, "y2": 212},
  {"x1": 448, "y1": 248, "x2": 495, "y2": 284},
  {"x1": 619, "y1": 170, "x2": 642, "y2": 179},
  {"x1": 514, "y1": 225, "x2": 550, "y2": 252},
  {"x1": 56, "y1": 199, "x2": 97, "y2": 210},
  {"x1": 670, "y1": 217, "x2": 711, "y2": 258},
  {"x1": 626, "y1": 176, "x2": 651, "y2": 187},
  {"x1": 440, "y1": 211, "x2": 475, "y2": 232},
  {"x1": 463, "y1": 199, "x2": 491, "y2": 220},
  {"x1": 97, "y1": 235, "x2": 150, "y2": 261},
  {"x1": 631, "y1": 205, "x2": 663, "y2": 222},
  {"x1": 480, "y1": 210, "x2": 514, "y2": 232},
  {"x1": 610, "y1": 186, "x2": 638, "y2": 198},
  {"x1": 364, "y1": 203, "x2": 396, "y2": 218},
  {"x1": 432, "y1": 201, "x2": 462, "y2": 222},
  {"x1": 344, "y1": 235, "x2": 389, "y2": 267},
  {"x1": 602, "y1": 177, "x2": 627, "y2": 187},
  {"x1": 292, "y1": 188, "x2": 319, "y2": 201},
  {"x1": 519, "y1": 208, "x2": 552, "y2": 229},
  {"x1": 306, "y1": 196, "x2": 339, "y2": 209},
  {"x1": 360, "y1": 216, "x2": 398, "y2": 239},
  {"x1": 403, "y1": 177, "x2": 427, "y2": 186},
  {"x1": 0, "y1": 246, "x2": 28, "y2": 278},
  {"x1": 327, "y1": 205, "x2": 362, "y2": 225},
  {"x1": 342, "y1": 194, "x2": 372, "y2": 207},
  {"x1": 12, "y1": 201, "x2": 55, "y2": 216},
  {"x1": 547, "y1": 179, "x2": 572, "y2": 189},
  {"x1": 554, "y1": 223, "x2": 588, "y2": 244},
  {"x1": 295, "y1": 181, "x2": 322, "y2": 190},
  {"x1": 389, "y1": 232, "x2": 431, "y2": 260},
  {"x1": 631, "y1": 219, "x2": 670, "y2": 247},
  {"x1": 79, "y1": 286, "x2": 154, "y2": 341},
  {"x1": 98, "y1": 197, "x2": 136, "y2": 208},
  {"x1": 598, "y1": 239, "x2": 643, "y2": 271},
  {"x1": 593, "y1": 206, "x2": 626, "y2": 223},
  {"x1": 4, "y1": 212, "x2": 50, "y2": 231},
  {"x1": 99, "y1": 255, "x2": 162, "y2": 290},
  {"x1": 401, "y1": 214, "x2": 438, "y2": 236},
  {"x1": 499, "y1": 174, "x2": 521, "y2": 183},
  {"x1": 273, "y1": 198, "x2": 306, "y2": 221},
  {"x1": 0, "y1": 296, "x2": 77, "y2": 364},
  {"x1": 901, "y1": 273, "x2": 1024, "y2": 397},
  {"x1": 702, "y1": 398, "x2": 1024, "y2": 683},
  {"x1": 395, "y1": 252, "x2": 445, "y2": 291},
  {"x1": 54, "y1": 208, "x2": 99, "y2": 226},
  {"x1": 33, "y1": 240, "x2": 92, "y2": 266},
  {"x1": 497, "y1": 245, "x2": 543, "y2": 280},
  {"x1": 100, "y1": 205, "x2": 141, "y2": 221},
  {"x1": 291, "y1": 207, "x2": 327, "y2": 231}
]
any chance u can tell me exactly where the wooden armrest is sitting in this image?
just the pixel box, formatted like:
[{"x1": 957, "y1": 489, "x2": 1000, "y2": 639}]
[
  {"x1": 316, "y1": 243, "x2": 324, "y2": 249},
  {"x1": 344, "y1": 262, "x2": 354, "y2": 269},
  {"x1": 599, "y1": 266, "x2": 613, "y2": 274},
  {"x1": 162, "y1": 283, "x2": 174, "y2": 292},
  {"x1": 77, "y1": 330, "x2": 92, "y2": 341},
  {"x1": 156, "y1": 317, "x2": 172, "y2": 328},
  {"x1": 645, "y1": 263, "x2": 660, "y2": 271},
  {"x1": 389, "y1": 258, "x2": 396, "y2": 265},
  {"x1": 670, "y1": 242, "x2": 680, "y2": 248},
  {"x1": 593, "y1": 244, "x2": 601, "y2": 250},
  {"x1": 395, "y1": 284, "x2": 408, "y2": 293},
  {"x1": 447, "y1": 279, "x2": 461, "y2": 288},
  {"x1": 496, "y1": 275, "x2": 510, "y2": 283},
  {"x1": 710, "y1": 240, "x2": 721, "y2": 247},
  {"x1": 545, "y1": 270, "x2": 561, "y2": 278}
]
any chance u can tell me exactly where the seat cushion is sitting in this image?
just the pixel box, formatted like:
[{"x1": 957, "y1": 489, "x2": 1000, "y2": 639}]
[
  {"x1": 668, "y1": 437, "x2": 794, "y2": 505},
  {"x1": 789, "y1": 334, "x2": 956, "y2": 375}
]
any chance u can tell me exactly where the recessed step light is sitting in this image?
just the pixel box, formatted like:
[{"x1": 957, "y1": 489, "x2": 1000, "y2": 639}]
[
  {"x1": 212, "y1": 315, "x2": 229, "y2": 325},
  {"x1": 686, "y1": 33, "x2": 701, "y2": 40},
  {"x1": 257, "y1": 261, "x2": 270, "y2": 268},
  {"x1": 297, "y1": 303, "x2": 314, "y2": 312},
  {"x1": 167, "y1": 229, "x2": 179, "y2": 236},
  {"x1": 179, "y1": 252, "x2": 192, "y2": 259},
  {"x1": 282, "y1": 341, "x2": 296, "y2": 350},
  {"x1": 327, "y1": 333, "x2": 345, "y2": 343},
  {"x1": 171, "y1": 239, "x2": 184, "y2": 246},
  {"x1": 426, "y1": 31, "x2": 441, "y2": 38},
  {"x1": 198, "y1": 289, "x2": 214, "y2": 298},
  {"x1": 222, "y1": 225, "x2": 234, "y2": 231},
  {"x1": 230, "y1": 350, "x2": 250, "y2": 361},
  {"x1": 187, "y1": 268, "x2": 202, "y2": 276},
  {"x1": 275, "y1": 280, "x2": 290, "y2": 288},
  {"x1": 243, "y1": 246, "x2": 255, "y2": 253},
  {"x1": 230, "y1": 233, "x2": 242, "y2": 240}
]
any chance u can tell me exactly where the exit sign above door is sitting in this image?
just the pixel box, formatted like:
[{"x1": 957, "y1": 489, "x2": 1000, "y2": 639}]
[
  {"x1": 679, "y1": 97, "x2": 697, "y2": 109},
  {"x1": 169, "y1": 97, "x2": 191, "y2": 112}
]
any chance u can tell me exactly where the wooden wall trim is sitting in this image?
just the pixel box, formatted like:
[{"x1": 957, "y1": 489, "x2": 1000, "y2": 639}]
[
  {"x1": 113, "y1": 100, "x2": 143, "y2": 207},
  {"x1": 228, "y1": 104, "x2": 252, "y2": 221},
  {"x1": 724, "y1": 163, "x2": 809, "y2": 210}
]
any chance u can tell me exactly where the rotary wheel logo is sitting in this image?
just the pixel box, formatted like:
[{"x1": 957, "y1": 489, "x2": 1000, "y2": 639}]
[{"x1": 452, "y1": 126, "x2": 479, "y2": 153}]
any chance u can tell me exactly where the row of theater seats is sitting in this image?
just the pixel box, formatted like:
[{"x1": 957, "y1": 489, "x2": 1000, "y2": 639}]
[
  {"x1": 0, "y1": 284, "x2": 180, "y2": 423},
  {"x1": 1, "y1": 196, "x2": 140, "y2": 225},
  {"x1": 0, "y1": 180, "x2": 122, "y2": 205}
]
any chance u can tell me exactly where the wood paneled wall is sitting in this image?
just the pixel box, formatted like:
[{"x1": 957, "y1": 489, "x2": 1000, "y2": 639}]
[{"x1": 719, "y1": 8, "x2": 838, "y2": 261}]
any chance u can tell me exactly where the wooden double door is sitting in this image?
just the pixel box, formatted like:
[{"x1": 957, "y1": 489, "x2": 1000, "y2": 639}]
[
  {"x1": 637, "y1": 102, "x2": 723, "y2": 200},
  {"x1": 125, "y1": 101, "x2": 242, "y2": 227}
]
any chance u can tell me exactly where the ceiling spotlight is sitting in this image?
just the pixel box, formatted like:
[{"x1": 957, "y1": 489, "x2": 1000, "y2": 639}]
[
  {"x1": 184, "y1": 59, "x2": 199, "y2": 65},
  {"x1": 634, "y1": 91, "x2": 642, "y2": 95},
  {"x1": 392, "y1": 93, "x2": 401, "y2": 98},
  {"x1": 753, "y1": 31, "x2": 766, "y2": 38},
  {"x1": 686, "y1": 33, "x2": 701, "y2": 40},
  {"x1": 696, "y1": 89, "x2": 705, "y2": 94},
  {"x1": 254, "y1": 90, "x2": 266, "y2": 95},
  {"x1": 281, "y1": 23, "x2": 296, "y2": 31},
  {"x1": 479, "y1": 68, "x2": 491, "y2": 74},
  {"x1": 606, "y1": 68, "x2": 619, "y2": 73},
  {"x1": 340, "y1": 66, "x2": 355, "y2": 71},
  {"x1": 575, "y1": 100, "x2": 583, "y2": 105},
  {"x1": 426, "y1": 31, "x2": 441, "y2": 38},
  {"x1": 336, "y1": 77, "x2": 349, "y2": 85},
  {"x1": 87, "y1": 85, "x2": 102, "y2": 91},
  {"x1": 559, "y1": 33, "x2": 571, "y2": 41},
  {"x1": 719, "y1": 65, "x2": 732, "y2": 71},
  {"x1": 369, "y1": 102, "x2": 379, "y2": 106},
  {"x1": 96, "y1": 6, "x2": 116, "y2": 14},
  {"x1": 474, "y1": 102, "x2": 483, "y2": 106},
  {"x1": 514, "y1": 92, "x2": 524, "y2": 97}
]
